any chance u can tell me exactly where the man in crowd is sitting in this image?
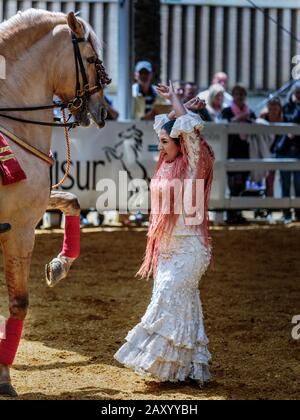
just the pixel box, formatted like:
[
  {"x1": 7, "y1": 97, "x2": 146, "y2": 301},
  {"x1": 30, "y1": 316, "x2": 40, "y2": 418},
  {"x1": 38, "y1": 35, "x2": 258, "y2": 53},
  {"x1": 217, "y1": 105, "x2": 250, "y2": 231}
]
[
  {"x1": 183, "y1": 82, "x2": 212, "y2": 121},
  {"x1": 198, "y1": 72, "x2": 233, "y2": 107},
  {"x1": 132, "y1": 61, "x2": 158, "y2": 120},
  {"x1": 222, "y1": 84, "x2": 256, "y2": 224}
]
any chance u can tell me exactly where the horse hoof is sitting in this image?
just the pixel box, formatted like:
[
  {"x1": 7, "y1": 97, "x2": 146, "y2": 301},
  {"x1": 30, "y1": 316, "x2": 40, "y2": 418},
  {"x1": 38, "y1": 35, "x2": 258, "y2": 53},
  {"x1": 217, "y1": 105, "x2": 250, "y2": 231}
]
[
  {"x1": 0, "y1": 383, "x2": 18, "y2": 397},
  {"x1": 45, "y1": 256, "x2": 73, "y2": 288},
  {"x1": 45, "y1": 260, "x2": 63, "y2": 288}
]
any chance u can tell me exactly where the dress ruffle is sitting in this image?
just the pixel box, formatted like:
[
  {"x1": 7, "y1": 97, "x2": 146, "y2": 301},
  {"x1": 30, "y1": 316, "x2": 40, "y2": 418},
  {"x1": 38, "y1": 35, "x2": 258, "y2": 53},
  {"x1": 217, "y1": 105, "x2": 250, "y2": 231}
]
[
  {"x1": 115, "y1": 344, "x2": 211, "y2": 383},
  {"x1": 153, "y1": 113, "x2": 204, "y2": 139},
  {"x1": 153, "y1": 114, "x2": 170, "y2": 135},
  {"x1": 114, "y1": 235, "x2": 212, "y2": 383},
  {"x1": 114, "y1": 321, "x2": 211, "y2": 383},
  {"x1": 170, "y1": 113, "x2": 204, "y2": 138},
  {"x1": 139, "y1": 294, "x2": 208, "y2": 348}
]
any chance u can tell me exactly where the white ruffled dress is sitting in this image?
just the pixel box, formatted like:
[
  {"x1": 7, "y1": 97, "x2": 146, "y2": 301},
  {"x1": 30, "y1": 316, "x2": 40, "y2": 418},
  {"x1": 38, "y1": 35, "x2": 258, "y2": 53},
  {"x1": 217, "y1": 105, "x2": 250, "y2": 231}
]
[{"x1": 114, "y1": 113, "x2": 212, "y2": 383}]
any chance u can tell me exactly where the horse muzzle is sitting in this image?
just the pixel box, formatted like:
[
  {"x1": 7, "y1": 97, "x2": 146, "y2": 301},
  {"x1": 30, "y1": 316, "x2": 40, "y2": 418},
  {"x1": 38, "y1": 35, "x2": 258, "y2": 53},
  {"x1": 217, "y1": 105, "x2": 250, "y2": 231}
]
[{"x1": 91, "y1": 105, "x2": 108, "y2": 129}]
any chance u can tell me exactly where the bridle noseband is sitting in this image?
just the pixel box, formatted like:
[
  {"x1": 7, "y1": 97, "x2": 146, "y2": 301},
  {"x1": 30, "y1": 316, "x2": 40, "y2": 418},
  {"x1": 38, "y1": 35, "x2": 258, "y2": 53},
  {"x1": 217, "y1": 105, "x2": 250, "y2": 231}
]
[{"x1": 0, "y1": 32, "x2": 111, "y2": 128}]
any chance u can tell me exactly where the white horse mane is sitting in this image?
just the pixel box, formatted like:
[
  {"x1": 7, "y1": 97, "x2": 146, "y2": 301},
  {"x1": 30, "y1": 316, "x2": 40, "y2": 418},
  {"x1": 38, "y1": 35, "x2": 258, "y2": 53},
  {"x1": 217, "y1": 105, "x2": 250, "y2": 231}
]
[
  {"x1": 0, "y1": 8, "x2": 102, "y2": 58},
  {"x1": 0, "y1": 8, "x2": 65, "y2": 36}
]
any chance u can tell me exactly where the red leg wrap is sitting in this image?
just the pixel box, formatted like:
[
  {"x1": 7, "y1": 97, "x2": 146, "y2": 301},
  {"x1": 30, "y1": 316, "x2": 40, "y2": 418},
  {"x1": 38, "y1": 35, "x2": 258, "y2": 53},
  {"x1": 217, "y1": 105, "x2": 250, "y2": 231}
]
[
  {"x1": 0, "y1": 318, "x2": 24, "y2": 366},
  {"x1": 62, "y1": 215, "x2": 81, "y2": 259}
]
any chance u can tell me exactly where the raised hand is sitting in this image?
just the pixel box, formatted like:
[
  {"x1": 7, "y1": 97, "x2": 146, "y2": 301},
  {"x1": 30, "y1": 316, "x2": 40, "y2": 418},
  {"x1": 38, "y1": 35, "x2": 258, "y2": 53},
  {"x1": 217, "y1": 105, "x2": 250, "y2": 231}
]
[
  {"x1": 185, "y1": 97, "x2": 206, "y2": 112},
  {"x1": 156, "y1": 81, "x2": 176, "y2": 101},
  {"x1": 158, "y1": 81, "x2": 187, "y2": 118}
]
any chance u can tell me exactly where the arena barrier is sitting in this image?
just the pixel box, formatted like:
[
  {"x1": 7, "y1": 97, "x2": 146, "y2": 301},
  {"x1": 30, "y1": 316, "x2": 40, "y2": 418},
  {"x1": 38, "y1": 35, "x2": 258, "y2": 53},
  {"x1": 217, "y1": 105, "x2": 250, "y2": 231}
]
[{"x1": 51, "y1": 121, "x2": 300, "y2": 212}]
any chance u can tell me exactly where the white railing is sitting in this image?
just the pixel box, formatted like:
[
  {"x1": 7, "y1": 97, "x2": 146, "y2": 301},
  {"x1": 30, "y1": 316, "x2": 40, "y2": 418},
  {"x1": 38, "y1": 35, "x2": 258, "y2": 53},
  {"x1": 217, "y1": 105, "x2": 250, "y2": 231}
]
[
  {"x1": 204, "y1": 123, "x2": 300, "y2": 210},
  {"x1": 51, "y1": 121, "x2": 300, "y2": 212}
]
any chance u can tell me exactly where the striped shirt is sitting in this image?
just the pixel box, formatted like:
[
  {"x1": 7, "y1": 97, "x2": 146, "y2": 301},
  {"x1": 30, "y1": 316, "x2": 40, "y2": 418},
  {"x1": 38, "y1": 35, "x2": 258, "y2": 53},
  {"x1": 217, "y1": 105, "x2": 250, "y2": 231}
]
[{"x1": 132, "y1": 83, "x2": 157, "y2": 116}]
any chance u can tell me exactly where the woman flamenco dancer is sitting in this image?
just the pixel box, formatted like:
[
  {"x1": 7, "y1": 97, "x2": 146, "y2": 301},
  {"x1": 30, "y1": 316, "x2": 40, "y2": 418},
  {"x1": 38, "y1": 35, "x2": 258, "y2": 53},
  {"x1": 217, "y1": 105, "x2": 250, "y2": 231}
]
[{"x1": 114, "y1": 82, "x2": 215, "y2": 386}]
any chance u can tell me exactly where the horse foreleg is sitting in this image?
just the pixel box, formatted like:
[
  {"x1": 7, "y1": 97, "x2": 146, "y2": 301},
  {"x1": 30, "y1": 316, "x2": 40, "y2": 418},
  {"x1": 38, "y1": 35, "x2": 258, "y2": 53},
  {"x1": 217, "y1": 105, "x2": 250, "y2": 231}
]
[
  {"x1": 45, "y1": 192, "x2": 81, "y2": 288},
  {"x1": 0, "y1": 229, "x2": 34, "y2": 397}
]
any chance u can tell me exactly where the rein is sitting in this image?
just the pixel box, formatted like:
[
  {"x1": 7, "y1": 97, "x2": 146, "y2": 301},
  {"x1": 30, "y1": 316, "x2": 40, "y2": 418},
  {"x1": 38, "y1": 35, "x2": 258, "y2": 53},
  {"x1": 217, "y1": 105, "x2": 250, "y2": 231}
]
[
  {"x1": 0, "y1": 33, "x2": 111, "y2": 127},
  {"x1": 0, "y1": 29, "x2": 111, "y2": 188},
  {"x1": 51, "y1": 108, "x2": 72, "y2": 189},
  {"x1": 0, "y1": 125, "x2": 54, "y2": 166},
  {"x1": 0, "y1": 109, "x2": 71, "y2": 189}
]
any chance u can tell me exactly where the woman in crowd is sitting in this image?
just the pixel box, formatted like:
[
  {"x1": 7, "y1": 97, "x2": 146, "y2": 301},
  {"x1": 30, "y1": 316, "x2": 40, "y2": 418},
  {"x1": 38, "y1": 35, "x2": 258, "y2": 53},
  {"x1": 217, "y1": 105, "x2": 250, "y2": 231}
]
[
  {"x1": 222, "y1": 84, "x2": 256, "y2": 224},
  {"x1": 277, "y1": 83, "x2": 300, "y2": 223},
  {"x1": 260, "y1": 97, "x2": 284, "y2": 200},
  {"x1": 206, "y1": 84, "x2": 225, "y2": 122}
]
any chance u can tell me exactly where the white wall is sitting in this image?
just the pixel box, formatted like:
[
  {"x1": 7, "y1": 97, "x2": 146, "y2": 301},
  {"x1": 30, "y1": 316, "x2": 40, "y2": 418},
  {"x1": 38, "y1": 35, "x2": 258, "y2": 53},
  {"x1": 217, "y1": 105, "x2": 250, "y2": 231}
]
[{"x1": 1, "y1": 0, "x2": 299, "y2": 93}]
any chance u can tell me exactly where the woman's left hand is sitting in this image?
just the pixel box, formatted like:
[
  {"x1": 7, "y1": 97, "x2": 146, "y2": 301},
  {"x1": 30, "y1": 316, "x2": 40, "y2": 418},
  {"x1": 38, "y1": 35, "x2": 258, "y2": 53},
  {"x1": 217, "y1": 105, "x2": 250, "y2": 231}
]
[{"x1": 156, "y1": 81, "x2": 176, "y2": 101}]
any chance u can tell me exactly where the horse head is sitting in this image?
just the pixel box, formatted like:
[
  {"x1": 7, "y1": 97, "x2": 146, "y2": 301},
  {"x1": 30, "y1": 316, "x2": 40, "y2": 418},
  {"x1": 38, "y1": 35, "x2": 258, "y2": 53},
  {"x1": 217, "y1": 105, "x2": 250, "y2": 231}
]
[{"x1": 54, "y1": 12, "x2": 111, "y2": 129}]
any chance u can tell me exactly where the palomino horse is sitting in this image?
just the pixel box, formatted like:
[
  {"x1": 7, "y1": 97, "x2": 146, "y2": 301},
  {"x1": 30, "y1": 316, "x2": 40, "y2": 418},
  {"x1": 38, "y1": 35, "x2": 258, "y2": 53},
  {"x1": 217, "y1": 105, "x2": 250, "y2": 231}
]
[{"x1": 0, "y1": 9, "x2": 110, "y2": 396}]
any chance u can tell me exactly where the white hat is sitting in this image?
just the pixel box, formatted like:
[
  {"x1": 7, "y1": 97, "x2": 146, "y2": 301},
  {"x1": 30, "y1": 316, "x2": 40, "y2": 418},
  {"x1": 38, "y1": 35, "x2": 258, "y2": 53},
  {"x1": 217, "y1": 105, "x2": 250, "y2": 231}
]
[{"x1": 135, "y1": 61, "x2": 153, "y2": 73}]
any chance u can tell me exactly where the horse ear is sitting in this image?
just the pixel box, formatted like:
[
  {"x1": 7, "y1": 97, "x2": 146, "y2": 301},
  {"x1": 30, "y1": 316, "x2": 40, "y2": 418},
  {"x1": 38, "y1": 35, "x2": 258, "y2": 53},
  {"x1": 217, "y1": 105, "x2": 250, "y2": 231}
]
[{"x1": 67, "y1": 12, "x2": 85, "y2": 38}]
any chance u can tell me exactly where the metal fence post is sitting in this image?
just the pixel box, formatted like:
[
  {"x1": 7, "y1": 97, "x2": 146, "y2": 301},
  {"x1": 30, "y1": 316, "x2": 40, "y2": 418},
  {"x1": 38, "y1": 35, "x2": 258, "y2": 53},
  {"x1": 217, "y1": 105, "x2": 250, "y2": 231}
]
[{"x1": 118, "y1": 0, "x2": 133, "y2": 121}]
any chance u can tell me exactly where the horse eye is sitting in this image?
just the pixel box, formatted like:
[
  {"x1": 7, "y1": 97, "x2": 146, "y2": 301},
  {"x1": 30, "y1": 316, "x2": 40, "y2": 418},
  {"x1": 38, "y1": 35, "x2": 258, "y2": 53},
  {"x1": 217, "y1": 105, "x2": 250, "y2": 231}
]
[{"x1": 87, "y1": 56, "x2": 96, "y2": 64}]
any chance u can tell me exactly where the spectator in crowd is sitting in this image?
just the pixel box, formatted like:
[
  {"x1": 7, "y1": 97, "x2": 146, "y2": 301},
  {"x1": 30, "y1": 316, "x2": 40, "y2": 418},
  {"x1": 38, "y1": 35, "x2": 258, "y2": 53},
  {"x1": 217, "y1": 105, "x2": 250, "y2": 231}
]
[
  {"x1": 260, "y1": 97, "x2": 284, "y2": 199},
  {"x1": 198, "y1": 72, "x2": 233, "y2": 108},
  {"x1": 103, "y1": 95, "x2": 119, "y2": 120},
  {"x1": 276, "y1": 82, "x2": 300, "y2": 223},
  {"x1": 132, "y1": 61, "x2": 158, "y2": 120},
  {"x1": 221, "y1": 84, "x2": 256, "y2": 224},
  {"x1": 183, "y1": 81, "x2": 198, "y2": 102},
  {"x1": 206, "y1": 84, "x2": 225, "y2": 122},
  {"x1": 183, "y1": 82, "x2": 212, "y2": 122}
]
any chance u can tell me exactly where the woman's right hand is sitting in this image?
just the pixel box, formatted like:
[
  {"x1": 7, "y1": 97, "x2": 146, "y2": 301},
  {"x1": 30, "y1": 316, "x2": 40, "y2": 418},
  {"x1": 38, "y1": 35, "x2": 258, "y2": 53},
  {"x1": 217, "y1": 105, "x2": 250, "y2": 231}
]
[{"x1": 185, "y1": 97, "x2": 206, "y2": 112}]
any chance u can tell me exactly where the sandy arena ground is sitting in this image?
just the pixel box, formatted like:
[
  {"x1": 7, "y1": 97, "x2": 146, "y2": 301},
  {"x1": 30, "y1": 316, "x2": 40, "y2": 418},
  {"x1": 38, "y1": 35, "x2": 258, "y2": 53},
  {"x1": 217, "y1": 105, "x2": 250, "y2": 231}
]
[{"x1": 0, "y1": 224, "x2": 300, "y2": 400}]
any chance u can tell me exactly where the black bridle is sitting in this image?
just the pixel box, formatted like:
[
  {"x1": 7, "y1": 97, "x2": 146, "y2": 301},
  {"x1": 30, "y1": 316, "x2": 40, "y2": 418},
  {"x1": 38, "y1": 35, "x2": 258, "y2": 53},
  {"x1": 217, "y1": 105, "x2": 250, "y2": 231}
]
[
  {"x1": 0, "y1": 33, "x2": 111, "y2": 128},
  {"x1": 69, "y1": 33, "x2": 111, "y2": 123}
]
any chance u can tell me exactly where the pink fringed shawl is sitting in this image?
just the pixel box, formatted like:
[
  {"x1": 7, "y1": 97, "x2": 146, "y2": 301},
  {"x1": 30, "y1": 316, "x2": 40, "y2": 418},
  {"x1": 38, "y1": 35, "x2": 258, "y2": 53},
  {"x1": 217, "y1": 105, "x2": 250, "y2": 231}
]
[{"x1": 137, "y1": 128, "x2": 215, "y2": 279}]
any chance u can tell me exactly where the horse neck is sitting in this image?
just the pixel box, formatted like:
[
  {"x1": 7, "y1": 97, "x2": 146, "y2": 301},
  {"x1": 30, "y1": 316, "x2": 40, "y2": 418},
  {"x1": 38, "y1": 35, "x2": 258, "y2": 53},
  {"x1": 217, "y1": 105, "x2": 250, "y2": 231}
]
[{"x1": 0, "y1": 32, "x2": 58, "y2": 155}]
